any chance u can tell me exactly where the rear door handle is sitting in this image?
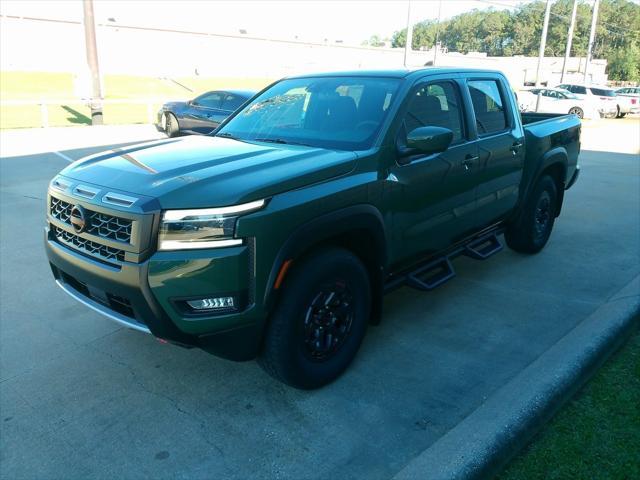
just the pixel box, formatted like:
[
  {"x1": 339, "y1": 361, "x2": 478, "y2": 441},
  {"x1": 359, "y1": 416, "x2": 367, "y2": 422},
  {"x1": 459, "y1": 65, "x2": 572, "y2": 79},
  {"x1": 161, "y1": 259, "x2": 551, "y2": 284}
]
[{"x1": 463, "y1": 154, "x2": 479, "y2": 170}]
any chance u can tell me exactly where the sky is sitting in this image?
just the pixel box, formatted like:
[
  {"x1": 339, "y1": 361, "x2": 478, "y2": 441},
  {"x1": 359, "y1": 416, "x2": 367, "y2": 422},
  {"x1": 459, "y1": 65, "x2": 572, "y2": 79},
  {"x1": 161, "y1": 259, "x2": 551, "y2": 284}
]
[
  {"x1": 1, "y1": 0, "x2": 534, "y2": 45},
  {"x1": 3, "y1": 0, "x2": 639, "y2": 46}
]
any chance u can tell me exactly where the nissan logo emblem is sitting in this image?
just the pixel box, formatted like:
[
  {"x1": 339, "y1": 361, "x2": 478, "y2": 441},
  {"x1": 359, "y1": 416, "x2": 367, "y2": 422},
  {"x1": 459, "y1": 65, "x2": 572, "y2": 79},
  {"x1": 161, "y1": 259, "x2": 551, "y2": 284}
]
[{"x1": 70, "y1": 205, "x2": 88, "y2": 233}]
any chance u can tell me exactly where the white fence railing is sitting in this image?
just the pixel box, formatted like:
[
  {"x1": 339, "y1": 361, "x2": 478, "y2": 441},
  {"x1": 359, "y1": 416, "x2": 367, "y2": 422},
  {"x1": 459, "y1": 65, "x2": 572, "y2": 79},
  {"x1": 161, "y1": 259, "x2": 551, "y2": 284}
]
[{"x1": 0, "y1": 98, "x2": 173, "y2": 128}]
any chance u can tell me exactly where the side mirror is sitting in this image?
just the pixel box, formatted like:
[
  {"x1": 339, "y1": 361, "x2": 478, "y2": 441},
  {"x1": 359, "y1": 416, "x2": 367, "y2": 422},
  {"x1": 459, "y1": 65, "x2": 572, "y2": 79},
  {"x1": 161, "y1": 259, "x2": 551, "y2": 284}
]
[{"x1": 405, "y1": 126, "x2": 453, "y2": 156}]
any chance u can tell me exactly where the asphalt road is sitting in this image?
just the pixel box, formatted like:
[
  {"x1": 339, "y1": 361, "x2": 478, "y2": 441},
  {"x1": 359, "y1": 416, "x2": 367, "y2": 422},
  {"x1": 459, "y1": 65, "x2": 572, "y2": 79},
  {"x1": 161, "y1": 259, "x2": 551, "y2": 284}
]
[{"x1": 1, "y1": 132, "x2": 639, "y2": 479}]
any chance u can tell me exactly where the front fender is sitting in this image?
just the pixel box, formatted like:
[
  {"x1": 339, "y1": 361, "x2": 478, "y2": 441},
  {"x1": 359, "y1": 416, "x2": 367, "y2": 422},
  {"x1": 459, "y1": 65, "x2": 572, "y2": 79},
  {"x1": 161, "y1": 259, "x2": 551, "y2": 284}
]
[{"x1": 263, "y1": 204, "x2": 388, "y2": 308}]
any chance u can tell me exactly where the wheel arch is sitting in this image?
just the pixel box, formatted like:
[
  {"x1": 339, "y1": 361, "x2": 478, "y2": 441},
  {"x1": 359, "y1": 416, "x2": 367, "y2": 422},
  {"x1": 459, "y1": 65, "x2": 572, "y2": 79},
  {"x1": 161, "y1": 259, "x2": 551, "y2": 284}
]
[
  {"x1": 263, "y1": 204, "x2": 388, "y2": 324},
  {"x1": 533, "y1": 148, "x2": 568, "y2": 218}
]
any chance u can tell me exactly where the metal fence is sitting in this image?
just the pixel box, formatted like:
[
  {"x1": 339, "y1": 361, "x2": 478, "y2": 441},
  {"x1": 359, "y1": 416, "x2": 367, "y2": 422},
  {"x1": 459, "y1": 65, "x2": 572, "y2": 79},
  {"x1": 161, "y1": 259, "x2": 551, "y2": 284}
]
[{"x1": 0, "y1": 98, "x2": 170, "y2": 128}]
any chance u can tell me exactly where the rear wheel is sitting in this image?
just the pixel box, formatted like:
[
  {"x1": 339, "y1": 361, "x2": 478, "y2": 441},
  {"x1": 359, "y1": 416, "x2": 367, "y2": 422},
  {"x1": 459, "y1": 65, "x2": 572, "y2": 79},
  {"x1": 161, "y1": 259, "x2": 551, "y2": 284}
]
[
  {"x1": 505, "y1": 175, "x2": 558, "y2": 254},
  {"x1": 568, "y1": 107, "x2": 584, "y2": 119},
  {"x1": 259, "y1": 248, "x2": 371, "y2": 389},
  {"x1": 164, "y1": 113, "x2": 180, "y2": 137}
]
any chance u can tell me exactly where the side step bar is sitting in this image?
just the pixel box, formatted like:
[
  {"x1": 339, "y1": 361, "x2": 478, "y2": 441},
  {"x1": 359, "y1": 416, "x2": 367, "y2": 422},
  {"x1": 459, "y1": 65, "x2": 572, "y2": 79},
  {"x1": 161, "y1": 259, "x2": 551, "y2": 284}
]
[
  {"x1": 407, "y1": 258, "x2": 455, "y2": 291},
  {"x1": 464, "y1": 233, "x2": 503, "y2": 260},
  {"x1": 384, "y1": 229, "x2": 504, "y2": 294}
]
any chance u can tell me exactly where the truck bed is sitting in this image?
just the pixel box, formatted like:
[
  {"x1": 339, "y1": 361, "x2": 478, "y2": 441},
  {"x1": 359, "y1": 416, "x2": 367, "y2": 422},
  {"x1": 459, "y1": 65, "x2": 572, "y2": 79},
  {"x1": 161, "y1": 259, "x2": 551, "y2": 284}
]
[
  {"x1": 520, "y1": 111, "x2": 574, "y2": 125},
  {"x1": 520, "y1": 111, "x2": 581, "y2": 193}
]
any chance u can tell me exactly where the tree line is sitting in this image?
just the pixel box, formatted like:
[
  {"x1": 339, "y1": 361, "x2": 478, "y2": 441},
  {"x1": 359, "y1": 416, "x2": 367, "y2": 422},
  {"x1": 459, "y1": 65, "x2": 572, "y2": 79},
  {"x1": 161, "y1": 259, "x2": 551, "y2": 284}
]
[{"x1": 389, "y1": 0, "x2": 640, "y2": 81}]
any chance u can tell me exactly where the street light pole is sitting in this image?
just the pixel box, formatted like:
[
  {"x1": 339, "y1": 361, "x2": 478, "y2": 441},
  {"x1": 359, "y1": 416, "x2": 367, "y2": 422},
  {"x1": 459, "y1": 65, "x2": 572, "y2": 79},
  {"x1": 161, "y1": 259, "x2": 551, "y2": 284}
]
[
  {"x1": 433, "y1": 0, "x2": 443, "y2": 66},
  {"x1": 583, "y1": 0, "x2": 600, "y2": 83},
  {"x1": 535, "y1": 0, "x2": 552, "y2": 88},
  {"x1": 82, "y1": 0, "x2": 103, "y2": 125},
  {"x1": 560, "y1": 0, "x2": 578, "y2": 83},
  {"x1": 403, "y1": 1, "x2": 413, "y2": 67}
]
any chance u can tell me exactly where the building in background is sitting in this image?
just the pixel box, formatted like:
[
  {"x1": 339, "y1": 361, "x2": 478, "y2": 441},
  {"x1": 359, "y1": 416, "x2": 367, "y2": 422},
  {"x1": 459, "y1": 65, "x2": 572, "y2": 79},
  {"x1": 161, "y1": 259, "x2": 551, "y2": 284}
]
[{"x1": 0, "y1": 14, "x2": 608, "y2": 95}]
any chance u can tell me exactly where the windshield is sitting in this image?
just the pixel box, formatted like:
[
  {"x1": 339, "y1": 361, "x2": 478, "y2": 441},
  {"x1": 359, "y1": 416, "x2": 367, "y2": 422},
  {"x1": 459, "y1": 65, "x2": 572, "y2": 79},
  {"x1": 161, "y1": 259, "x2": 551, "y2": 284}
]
[
  {"x1": 216, "y1": 76, "x2": 401, "y2": 151},
  {"x1": 590, "y1": 87, "x2": 616, "y2": 97}
]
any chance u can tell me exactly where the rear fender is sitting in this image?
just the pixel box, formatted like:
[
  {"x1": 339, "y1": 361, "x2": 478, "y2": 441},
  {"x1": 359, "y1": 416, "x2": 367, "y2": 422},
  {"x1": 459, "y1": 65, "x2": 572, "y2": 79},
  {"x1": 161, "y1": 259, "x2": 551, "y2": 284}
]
[{"x1": 517, "y1": 146, "x2": 568, "y2": 219}]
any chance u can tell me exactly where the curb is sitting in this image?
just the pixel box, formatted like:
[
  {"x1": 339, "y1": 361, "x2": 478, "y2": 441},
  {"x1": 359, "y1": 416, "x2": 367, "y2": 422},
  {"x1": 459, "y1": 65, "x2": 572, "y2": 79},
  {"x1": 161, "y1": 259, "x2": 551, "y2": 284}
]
[{"x1": 393, "y1": 274, "x2": 640, "y2": 480}]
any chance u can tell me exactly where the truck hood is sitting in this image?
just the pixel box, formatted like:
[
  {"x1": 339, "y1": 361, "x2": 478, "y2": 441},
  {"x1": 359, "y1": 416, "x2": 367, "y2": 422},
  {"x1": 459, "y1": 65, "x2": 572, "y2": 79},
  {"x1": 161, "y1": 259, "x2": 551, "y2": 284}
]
[{"x1": 59, "y1": 136, "x2": 358, "y2": 209}]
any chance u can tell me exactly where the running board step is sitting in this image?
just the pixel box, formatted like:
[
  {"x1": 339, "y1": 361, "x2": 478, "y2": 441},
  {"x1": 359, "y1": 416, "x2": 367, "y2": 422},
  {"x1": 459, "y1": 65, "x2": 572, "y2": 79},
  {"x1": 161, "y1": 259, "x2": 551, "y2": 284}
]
[
  {"x1": 406, "y1": 257, "x2": 456, "y2": 291},
  {"x1": 464, "y1": 233, "x2": 503, "y2": 260}
]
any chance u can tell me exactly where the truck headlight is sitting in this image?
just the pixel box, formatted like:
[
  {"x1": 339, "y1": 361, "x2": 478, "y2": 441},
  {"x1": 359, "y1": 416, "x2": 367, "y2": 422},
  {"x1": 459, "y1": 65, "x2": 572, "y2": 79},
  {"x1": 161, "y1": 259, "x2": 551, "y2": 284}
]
[{"x1": 158, "y1": 199, "x2": 265, "y2": 251}]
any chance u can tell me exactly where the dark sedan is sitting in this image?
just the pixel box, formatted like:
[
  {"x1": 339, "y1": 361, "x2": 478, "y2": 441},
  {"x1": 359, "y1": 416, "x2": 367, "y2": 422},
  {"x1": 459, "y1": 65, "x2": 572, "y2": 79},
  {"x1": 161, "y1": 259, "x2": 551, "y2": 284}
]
[{"x1": 157, "y1": 89, "x2": 256, "y2": 137}]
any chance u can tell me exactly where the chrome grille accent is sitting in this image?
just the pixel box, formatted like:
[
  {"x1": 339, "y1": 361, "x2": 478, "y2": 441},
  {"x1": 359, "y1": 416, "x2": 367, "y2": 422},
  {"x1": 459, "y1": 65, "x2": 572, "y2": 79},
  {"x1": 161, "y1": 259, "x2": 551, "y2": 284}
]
[
  {"x1": 52, "y1": 226, "x2": 125, "y2": 264},
  {"x1": 50, "y1": 197, "x2": 133, "y2": 244}
]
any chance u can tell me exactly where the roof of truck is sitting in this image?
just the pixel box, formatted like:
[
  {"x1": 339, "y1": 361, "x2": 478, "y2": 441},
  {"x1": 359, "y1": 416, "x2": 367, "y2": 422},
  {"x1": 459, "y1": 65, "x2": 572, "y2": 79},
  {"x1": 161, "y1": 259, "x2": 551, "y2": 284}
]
[{"x1": 287, "y1": 67, "x2": 505, "y2": 80}]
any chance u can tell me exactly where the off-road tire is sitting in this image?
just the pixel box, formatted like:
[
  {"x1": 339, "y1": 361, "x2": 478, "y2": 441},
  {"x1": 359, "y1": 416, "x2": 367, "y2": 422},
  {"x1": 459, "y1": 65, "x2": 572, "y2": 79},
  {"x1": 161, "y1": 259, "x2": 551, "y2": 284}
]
[
  {"x1": 259, "y1": 248, "x2": 371, "y2": 389},
  {"x1": 505, "y1": 175, "x2": 558, "y2": 254}
]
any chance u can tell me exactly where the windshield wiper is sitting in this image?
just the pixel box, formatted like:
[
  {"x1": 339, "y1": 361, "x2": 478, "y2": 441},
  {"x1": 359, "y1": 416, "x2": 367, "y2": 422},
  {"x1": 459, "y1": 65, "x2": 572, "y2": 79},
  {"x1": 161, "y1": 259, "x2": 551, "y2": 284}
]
[
  {"x1": 216, "y1": 132, "x2": 240, "y2": 140},
  {"x1": 254, "y1": 137, "x2": 311, "y2": 147}
]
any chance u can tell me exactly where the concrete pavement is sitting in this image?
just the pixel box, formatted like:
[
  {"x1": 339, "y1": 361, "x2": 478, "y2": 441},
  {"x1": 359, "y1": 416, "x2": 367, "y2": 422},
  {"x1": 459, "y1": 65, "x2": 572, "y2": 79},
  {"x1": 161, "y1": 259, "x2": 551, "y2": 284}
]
[{"x1": 1, "y1": 122, "x2": 639, "y2": 479}]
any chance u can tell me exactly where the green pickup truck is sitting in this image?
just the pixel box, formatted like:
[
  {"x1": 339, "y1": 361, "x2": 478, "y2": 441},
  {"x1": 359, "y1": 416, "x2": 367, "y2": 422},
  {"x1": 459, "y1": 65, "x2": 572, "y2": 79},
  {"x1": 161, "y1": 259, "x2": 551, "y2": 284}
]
[{"x1": 45, "y1": 68, "x2": 580, "y2": 389}]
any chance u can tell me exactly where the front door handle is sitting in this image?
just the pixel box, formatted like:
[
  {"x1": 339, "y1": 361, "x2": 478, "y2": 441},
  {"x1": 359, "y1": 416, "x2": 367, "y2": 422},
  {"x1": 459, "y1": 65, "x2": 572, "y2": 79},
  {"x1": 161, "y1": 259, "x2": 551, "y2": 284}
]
[
  {"x1": 463, "y1": 154, "x2": 479, "y2": 171},
  {"x1": 511, "y1": 141, "x2": 524, "y2": 154}
]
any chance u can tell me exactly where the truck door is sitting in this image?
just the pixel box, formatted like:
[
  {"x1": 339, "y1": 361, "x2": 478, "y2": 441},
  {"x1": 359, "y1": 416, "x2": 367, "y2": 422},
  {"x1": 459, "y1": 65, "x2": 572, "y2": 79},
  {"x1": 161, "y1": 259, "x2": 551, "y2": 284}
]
[
  {"x1": 389, "y1": 79, "x2": 480, "y2": 261},
  {"x1": 465, "y1": 77, "x2": 524, "y2": 228}
]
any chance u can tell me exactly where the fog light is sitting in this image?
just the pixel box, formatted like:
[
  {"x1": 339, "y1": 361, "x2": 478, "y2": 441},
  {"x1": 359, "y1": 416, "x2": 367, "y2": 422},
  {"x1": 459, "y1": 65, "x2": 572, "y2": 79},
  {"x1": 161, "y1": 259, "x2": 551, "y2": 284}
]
[{"x1": 186, "y1": 297, "x2": 235, "y2": 310}]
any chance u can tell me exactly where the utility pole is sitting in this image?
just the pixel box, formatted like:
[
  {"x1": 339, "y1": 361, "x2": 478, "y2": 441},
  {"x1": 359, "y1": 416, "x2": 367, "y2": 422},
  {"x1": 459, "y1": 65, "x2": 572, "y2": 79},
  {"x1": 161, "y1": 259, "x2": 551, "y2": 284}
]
[
  {"x1": 433, "y1": 0, "x2": 443, "y2": 66},
  {"x1": 83, "y1": 0, "x2": 103, "y2": 125},
  {"x1": 583, "y1": 0, "x2": 600, "y2": 83},
  {"x1": 535, "y1": 0, "x2": 552, "y2": 88},
  {"x1": 561, "y1": 0, "x2": 578, "y2": 83},
  {"x1": 403, "y1": 1, "x2": 413, "y2": 67}
]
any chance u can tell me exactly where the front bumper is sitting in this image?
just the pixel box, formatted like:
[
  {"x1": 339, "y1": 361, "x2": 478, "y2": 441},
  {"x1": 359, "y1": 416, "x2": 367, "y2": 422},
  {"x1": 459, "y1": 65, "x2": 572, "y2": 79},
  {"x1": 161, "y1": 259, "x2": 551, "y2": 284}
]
[{"x1": 46, "y1": 226, "x2": 265, "y2": 360}]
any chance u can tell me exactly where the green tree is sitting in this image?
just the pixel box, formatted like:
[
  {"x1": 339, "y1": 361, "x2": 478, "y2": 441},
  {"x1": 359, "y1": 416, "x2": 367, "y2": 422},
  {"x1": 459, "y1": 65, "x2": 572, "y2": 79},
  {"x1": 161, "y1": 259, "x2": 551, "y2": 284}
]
[
  {"x1": 387, "y1": 0, "x2": 640, "y2": 81},
  {"x1": 607, "y1": 44, "x2": 640, "y2": 81}
]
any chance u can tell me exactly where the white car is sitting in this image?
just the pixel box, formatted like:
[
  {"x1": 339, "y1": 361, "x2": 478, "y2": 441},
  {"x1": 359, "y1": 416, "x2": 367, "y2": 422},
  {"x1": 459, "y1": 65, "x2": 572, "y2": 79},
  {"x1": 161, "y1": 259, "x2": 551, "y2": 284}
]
[
  {"x1": 518, "y1": 87, "x2": 599, "y2": 119},
  {"x1": 615, "y1": 87, "x2": 640, "y2": 117},
  {"x1": 555, "y1": 83, "x2": 618, "y2": 118}
]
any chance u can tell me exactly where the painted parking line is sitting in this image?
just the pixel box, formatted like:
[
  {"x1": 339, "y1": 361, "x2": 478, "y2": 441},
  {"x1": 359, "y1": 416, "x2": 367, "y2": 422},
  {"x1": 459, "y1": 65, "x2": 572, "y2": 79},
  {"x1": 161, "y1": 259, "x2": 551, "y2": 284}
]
[{"x1": 52, "y1": 151, "x2": 75, "y2": 162}]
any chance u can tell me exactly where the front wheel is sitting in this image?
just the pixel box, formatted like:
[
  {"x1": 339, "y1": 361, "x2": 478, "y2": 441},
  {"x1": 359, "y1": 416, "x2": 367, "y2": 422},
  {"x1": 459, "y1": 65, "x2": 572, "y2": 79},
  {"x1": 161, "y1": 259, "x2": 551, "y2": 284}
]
[
  {"x1": 259, "y1": 248, "x2": 371, "y2": 389},
  {"x1": 505, "y1": 175, "x2": 558, "y2": 254},
  {"x1": 164, "y1": 113, "x2": 180, "y2": 137},
  {"x1": 568, "y1": 107, "x2": 584, "y2": 119}
]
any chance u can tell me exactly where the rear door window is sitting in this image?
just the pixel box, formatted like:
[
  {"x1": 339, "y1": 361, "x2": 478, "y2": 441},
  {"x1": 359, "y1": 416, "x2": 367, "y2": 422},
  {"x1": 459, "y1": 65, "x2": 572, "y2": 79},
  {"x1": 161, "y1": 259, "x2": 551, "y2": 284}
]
[{"x1": 468, "y1": 80, "x2": 508, "y2": 135}]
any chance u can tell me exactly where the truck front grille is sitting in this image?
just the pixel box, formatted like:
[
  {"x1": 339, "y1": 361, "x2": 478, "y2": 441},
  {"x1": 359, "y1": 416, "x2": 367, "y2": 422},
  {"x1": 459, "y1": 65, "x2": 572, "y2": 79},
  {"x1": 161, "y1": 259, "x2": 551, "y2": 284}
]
[
  {"x1": 50, "y1": 197, "x2": 133, "y2": 244},
  {"x1": 52, "y1": 225, "x2": 126, "y2": 264}
]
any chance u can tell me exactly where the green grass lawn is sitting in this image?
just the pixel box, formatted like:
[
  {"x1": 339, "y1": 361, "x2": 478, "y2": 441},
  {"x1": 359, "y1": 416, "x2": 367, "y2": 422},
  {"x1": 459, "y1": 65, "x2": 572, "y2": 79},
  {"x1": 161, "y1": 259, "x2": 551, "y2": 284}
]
[
  {"x1": 0, "y1": 71, "x2": 272, "y2": 129},
  {"x1": 497, "y1": 330, "x2": 640, "y2": 480}
]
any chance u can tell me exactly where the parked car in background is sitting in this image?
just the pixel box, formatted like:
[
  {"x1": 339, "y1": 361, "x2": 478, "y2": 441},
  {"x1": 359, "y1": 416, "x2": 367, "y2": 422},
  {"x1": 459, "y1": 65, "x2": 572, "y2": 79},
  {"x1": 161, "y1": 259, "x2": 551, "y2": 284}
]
[
  {"x1": 518, "y1": 87, "x2": 599, "y2": 119},
  {"x1": 615, "y1": 86, "x2": 640, "y2": 117},
  {"x1": 157, "y1": 89, "x2": 256, "y2": 136},
  {"x1": 555, "y1": 83, "x2": 618, "y2": 118}
]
